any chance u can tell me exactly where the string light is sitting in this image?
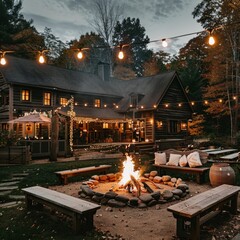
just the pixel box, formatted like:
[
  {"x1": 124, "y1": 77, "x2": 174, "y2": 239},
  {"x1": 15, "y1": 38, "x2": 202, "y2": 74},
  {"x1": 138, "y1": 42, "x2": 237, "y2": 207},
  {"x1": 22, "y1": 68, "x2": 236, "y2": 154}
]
[
  {"x1": 77, "y1": 50, "x2": 83, "y2": 59},
  {"x1": 38, "y1": 50, "x2": 48, "y2": 64},
  {"x1": 208, "y1": 29, "x2": 215, "y2": 45},
  {"x1": 162, "y1": 39, "x2": 168, "y2": 47},
  {"x1": 118, "y1": 45, "x2": 124, "y2": 60},
  {"x1": 76, "y1": 47, "x2": 89, "y2": 60},
  {"x1": 1, "y1": 21, "x2": 239, "y2": 66},
  {"x1": 0, "y1": 50, "x2": 14, "y2": 65}
]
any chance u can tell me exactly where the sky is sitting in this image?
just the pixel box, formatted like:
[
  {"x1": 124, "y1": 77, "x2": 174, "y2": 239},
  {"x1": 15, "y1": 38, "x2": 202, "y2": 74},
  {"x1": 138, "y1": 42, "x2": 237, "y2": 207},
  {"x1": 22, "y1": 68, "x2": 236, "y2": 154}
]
[{"x1": 21, "y1": 0, "x2": 204, "y2": 55}]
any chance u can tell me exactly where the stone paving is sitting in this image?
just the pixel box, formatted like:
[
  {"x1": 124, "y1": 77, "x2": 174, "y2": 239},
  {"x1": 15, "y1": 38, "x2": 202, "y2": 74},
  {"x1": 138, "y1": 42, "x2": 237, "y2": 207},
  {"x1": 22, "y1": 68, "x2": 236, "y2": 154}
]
[{"x1": 0, "y1": 173, "x2": 28, "y2": 208}]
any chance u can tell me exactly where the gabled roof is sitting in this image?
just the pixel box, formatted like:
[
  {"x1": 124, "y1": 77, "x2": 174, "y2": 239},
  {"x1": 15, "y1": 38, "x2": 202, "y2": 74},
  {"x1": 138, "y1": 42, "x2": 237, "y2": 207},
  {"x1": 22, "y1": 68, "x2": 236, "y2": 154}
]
[
  {"x1": 115, "y1": 71, "x2": 179, "y2": 111},
  {"x1": 0, "y1": 56, "x2": 190, "y2": 113},
  {"x1": 0, "y1": 56, "x2": 121, "y2": 97}
]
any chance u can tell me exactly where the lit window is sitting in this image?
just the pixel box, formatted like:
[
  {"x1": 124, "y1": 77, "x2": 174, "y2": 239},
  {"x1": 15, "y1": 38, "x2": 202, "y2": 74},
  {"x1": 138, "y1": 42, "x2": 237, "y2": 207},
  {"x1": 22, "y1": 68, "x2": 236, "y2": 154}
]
[
  {"x1": 21, "y1": 90, "x2": 30, "y2": 101},
  {"x1": 103, "y1": 123, "x2": 109, "y2": 129},
  {"x1": 94, "y1": 99, "x2": 101, "y2": 108},
  {"x1": 44, "y1": 92, "x2": 51, "y2": 106},
  {"x1": 60, "y1": 97, "x2": 68, "y2": 106}
]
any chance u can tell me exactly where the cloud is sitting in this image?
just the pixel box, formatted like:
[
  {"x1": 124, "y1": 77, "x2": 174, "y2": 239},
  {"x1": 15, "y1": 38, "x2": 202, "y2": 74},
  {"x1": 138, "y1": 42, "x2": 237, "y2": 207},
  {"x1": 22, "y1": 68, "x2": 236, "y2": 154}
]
[{"x1": 24, "y1": 13, "x2": 92, "y2": 42}]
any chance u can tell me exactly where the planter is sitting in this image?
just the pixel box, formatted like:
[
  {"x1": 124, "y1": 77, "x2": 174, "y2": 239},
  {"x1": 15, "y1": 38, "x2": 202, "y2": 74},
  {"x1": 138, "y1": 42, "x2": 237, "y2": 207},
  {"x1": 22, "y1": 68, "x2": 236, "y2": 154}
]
[{"x1": 209, "y1": 163, "x2": 235, "y2": 187}]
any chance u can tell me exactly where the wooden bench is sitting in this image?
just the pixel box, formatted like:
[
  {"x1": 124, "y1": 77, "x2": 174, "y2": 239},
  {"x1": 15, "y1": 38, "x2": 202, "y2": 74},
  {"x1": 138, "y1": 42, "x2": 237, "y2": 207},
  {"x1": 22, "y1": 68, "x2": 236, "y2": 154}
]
[
  {"x1": 153, "y1": 149, "x2": 210, "y2": 184},
  {"x1": 22, "y1": 186, "x2": 101, "y2": 233},
  {"x1": 153, "y1": 164, "x2": 210, "y2": 184},
  {"x1": 220, "y1": 152, "x2": 240, "y2": 161},
  {"x1": 55, "y1": 164, "x2": 112, "y2": 185},
  {"x1": 167, "y1": 184, "x2": 240, "y2": 240}
]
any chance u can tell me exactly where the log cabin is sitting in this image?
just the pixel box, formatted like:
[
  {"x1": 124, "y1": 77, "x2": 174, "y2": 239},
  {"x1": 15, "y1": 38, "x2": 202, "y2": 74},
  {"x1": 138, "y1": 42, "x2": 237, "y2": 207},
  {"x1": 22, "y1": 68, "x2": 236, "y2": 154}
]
[{"x1": 0, "y1": 56, "x2": 193, "y2": 148}]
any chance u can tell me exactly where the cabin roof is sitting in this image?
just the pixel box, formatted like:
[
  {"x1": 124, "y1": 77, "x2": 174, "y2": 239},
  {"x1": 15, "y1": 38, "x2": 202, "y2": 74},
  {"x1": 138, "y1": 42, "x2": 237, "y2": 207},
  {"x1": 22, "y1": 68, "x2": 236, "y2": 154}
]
[{"x1": 0, "y1": 56, "x2": 189, "y2": 112}]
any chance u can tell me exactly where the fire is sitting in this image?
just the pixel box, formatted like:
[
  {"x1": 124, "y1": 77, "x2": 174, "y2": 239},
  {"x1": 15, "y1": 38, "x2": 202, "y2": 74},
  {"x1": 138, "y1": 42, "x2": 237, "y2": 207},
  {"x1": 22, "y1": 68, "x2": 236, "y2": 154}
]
[{"x1": 119, "y1": 155, "x2": 140, "y2": 186}]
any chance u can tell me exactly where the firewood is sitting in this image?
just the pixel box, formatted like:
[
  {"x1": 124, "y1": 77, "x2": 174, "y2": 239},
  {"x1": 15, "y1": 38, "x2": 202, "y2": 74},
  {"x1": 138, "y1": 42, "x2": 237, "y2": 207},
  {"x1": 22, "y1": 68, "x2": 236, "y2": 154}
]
[
  {"x1": 130, "y1": 175, "x2": 141, "y2": 197},
  {"x1": 142, "y1": 182, "x2": 154, "y2": 193}
]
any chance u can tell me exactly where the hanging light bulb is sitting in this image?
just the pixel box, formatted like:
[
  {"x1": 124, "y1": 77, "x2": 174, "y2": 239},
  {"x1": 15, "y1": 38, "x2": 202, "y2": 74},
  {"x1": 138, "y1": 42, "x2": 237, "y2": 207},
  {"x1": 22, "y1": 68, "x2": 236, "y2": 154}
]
[
  {"x1": 0, "y1": 50, "x2": 14, "y2": 65},
  {"x1": 38, "y1": 50, "x2": 48, "y2": 64},
  {"x1": 39, "y1": 54, "x2": 45, "y2": 64},
  {"x1": 77, "y1": 50, "x2": 83, "y2": 59},
  {"x1": 118, "y1": 45, "x2": 124, "y2": 60},
  {"x1": 162, "y1": 39, "x2": 168, "y2": 47},
  {"x1": 0, "y1": 55, "x2": 6, "y2": 65},
  {"x1": 208, "y1": 29, "x2": 215, "y2": 45}
]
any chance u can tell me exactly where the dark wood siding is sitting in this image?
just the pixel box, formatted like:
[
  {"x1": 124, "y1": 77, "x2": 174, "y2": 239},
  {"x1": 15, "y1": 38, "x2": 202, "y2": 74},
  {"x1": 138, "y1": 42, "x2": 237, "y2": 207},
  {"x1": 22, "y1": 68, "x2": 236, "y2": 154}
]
[{"x1": 154, "y1": 76, "x2": 192, "y2": 140}]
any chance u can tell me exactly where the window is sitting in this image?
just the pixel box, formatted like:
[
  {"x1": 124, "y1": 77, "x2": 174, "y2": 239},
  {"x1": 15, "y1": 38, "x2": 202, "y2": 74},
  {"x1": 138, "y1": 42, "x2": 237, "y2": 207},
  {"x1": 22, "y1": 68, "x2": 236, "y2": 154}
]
[
  {"x1": 21, "y1": 90, "x2": 30, "y2": 101},
  {"x1": 60, "y1": 97, "x2": 68, "y2": 106},
  {"x1": 94, "y1": 99, "x2": 101, "y2": 108},
  {"x1": 44, "y1": 92, "x2": 51, "y2": 106},
  {"x1": 168, "y1": 120, "x2": 180, "y2": 133},
  {"x1": 130, "y1": 95, "x2": 138, "y2": 107}
]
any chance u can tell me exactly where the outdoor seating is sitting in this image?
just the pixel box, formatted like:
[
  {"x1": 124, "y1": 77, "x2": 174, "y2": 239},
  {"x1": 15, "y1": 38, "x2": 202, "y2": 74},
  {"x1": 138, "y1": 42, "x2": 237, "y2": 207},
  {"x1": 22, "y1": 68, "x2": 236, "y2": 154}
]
[
  {"x1": 153, "y1": 149, "x2": 210, "y2": 184},
  {"x1": 22, "y1": 186, "x2": 101, "y2": 233},
  {"x1": 55, "y1": 164, "x2": 112, "y2": 185},
  {"x1": 167, "y1": 184, "x2": 240, "y2": 240}
]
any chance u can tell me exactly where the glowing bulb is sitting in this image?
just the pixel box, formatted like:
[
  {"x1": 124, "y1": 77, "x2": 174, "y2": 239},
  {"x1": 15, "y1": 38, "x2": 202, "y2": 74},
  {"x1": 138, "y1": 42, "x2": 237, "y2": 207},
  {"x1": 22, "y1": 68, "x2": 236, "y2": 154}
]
[
  {"x1": 39, "y1": 55, "x2": 45, "y2": 64},
  {"x1": 208, "y1": 36, "x2": 215, "y2": 45},
  {"x1": 77, "y1": 51, "x2": 83, "y2": 59},
  {"x1": 0, "y1": 57, "x2": 6, "y2": 65},
  {"x1": 118, "y1": 50, "x2": 124, "y2": 60},
  {"x1": 162, "y1": 39, "x2": 168, "y2": 47}
]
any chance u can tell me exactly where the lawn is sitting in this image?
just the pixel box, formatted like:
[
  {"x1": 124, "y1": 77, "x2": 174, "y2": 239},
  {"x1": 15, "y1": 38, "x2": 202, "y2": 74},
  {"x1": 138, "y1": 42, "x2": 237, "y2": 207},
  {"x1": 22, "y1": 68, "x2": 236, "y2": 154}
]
[{"x1": 0, "y1": 157, "x2": 126, "y2": 240}]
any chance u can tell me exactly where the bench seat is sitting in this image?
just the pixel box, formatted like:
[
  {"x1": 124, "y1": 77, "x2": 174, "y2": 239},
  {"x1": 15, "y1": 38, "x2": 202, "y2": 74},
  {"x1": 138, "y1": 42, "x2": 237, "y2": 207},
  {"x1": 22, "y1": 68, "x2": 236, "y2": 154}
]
[
  {"x1": 55, "y1": 164, "x2": 112, "y2": 185},
  {"x1": 220, "y1": 152, "x2": 240, "y2": 160},
  {"x1": 153, "y1": 164, "x2": 210, "y2": 184},
  {"x1": 22, "y1": 186, "x2": 101, "y2": 233},
  {"x1": 167, "y1": 184, "x2": 240, "y2": 240}
]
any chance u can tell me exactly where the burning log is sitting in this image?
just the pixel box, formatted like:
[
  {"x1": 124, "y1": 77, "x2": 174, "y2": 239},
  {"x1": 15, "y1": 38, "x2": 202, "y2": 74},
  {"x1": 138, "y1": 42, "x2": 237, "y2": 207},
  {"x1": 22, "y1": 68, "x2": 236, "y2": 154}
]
[
  {"x1": 130, "y1": 174, "x2": 141, "y2": 197},
  {"x1": 142, "y1": 182, "x2": 154, "y2": 193}
]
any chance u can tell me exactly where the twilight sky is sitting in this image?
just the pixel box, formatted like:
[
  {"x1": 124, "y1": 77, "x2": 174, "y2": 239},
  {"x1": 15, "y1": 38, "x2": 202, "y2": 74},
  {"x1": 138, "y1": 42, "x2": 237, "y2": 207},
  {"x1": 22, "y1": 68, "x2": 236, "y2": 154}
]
[{"x1": 21, "y1": 0, "x2": 203, "y2": 54}]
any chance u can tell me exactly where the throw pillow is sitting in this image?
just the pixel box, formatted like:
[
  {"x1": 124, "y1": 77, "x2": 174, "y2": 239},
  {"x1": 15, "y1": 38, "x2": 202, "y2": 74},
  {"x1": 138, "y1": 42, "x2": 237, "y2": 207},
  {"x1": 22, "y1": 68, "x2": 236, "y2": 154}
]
[
  {"x1": 154, "y1": 152, "x2": 167, "y2": 165},
  {"x1": 166, "y1": 153, "x2": 181, "y2": 166},
  {"x1": 187, "y1": 151, "x2": 202, "y2": 168},
  {"x1": 179, "y1": 154, "x2": 188, "y2": 167}
]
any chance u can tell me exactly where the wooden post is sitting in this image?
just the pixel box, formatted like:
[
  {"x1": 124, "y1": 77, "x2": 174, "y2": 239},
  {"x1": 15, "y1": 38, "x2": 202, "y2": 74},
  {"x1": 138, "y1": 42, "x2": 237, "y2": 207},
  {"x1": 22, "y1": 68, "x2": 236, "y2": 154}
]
[{"x1": 50, "y1": 112, "x2": 59, "y2": 161}]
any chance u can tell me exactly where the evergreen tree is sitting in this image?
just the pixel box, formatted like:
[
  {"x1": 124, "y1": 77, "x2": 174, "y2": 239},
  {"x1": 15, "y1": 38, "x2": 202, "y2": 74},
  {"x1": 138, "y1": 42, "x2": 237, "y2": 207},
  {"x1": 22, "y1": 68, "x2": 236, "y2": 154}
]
[
  {"x1": 0, "y1": 0, "x2": 44, "y2": 59},
  {"x1": 112, "y1": 17, "x2": 151, "y2": 77}
]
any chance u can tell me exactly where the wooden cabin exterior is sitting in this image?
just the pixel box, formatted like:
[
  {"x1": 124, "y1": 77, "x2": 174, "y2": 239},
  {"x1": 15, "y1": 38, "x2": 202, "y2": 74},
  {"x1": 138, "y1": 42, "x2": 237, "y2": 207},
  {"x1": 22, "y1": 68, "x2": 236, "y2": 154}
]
[{"x1": 0, "y1": 56, "x2": 193, "y2": 146}]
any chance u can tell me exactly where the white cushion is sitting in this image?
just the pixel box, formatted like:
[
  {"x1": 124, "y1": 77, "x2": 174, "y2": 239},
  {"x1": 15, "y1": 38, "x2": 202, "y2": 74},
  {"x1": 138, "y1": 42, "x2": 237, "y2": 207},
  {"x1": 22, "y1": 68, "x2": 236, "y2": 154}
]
[
  {"x1": 154, "y1": 152, "x2": 166, "y2": 165},
  {"x1": 187, "y1": 151, "x2": 202, "y2": 168},
  {"x1": 179, "y1": 154, "x2": 188, "y2": 167},
  {"x1": 166, "y1": 153, "x2": 181, "y2": 166}
]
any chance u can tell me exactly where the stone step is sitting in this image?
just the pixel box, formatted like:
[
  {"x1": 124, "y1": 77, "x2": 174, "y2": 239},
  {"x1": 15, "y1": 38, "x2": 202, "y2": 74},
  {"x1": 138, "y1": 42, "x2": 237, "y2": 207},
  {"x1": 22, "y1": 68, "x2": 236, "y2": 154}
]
[
  {"x1": 0, "y1": 181, "x2": 20, "y2": 187},
  {"x1": 0, "y1": 190, "x2": 12, "y2": 196},
  {"x1": 12, "y1": 173, "x2": 29, "y2": 177},
  {"x1": 0, "y1": 201, "x2": 21, "y2": 208},
  {"x1": 9, "y1": 195, "x2": 25, "y2": 200},
  {"x1": 2, "y1": 177, "x2": 24, "y2": 182},
  {"x1": 0, "y1": 186, "x2": 18, "y2": 191}
]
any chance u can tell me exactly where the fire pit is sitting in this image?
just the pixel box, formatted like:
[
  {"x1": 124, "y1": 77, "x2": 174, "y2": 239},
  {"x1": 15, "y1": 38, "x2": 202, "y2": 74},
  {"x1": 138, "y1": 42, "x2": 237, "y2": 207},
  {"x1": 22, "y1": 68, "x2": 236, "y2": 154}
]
[{"x1": 79, "y1": 156, "x2": 189, "y2": 208}]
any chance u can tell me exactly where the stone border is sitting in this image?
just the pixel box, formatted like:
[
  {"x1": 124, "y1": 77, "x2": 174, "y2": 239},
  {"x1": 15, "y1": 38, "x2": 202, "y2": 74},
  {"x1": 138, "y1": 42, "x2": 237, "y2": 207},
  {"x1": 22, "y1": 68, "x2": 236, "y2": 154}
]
[{"x1": 78, "y1": 171, "x2": 189, "y2": 208}]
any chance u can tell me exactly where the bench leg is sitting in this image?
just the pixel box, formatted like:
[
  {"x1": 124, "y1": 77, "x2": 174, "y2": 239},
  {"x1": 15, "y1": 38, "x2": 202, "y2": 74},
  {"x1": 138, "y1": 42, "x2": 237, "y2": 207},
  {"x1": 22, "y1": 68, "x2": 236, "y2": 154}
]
[
  {"x1": 73, "y1": 212, "x2": 95, "y2": 233},
  {"x1": 230, "y1": 194, "x2": 238, "y2": 214},
  {"x1": 25, "y1": 196, "x2": 33, "y2": 209},
  {"x1": 190, "y1": 216, "x2": 200, "y2": 240},
  {"x1": 175, "y1": 216, "x2": 200, "y2": 240},
  {"x1": 196, "y1": 173, "x2": 205, "y2": 184}
]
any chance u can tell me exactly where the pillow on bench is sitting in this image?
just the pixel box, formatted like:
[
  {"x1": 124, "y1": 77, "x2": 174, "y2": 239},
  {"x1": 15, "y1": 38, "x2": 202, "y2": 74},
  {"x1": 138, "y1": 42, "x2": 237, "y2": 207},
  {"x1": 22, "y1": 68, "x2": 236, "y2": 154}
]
[
  {"x1": 187, "y1": 151, "x2": 202, "y2": 168},
  {"x1": 179, "y1": 154, "x2": 188, "y2": 167},
  {"x1": 166, "y1": 153, "x2": 181, "y2": 166},
  {"x1": 154, "y1": 152, "x2": 167, "y2": 165}
]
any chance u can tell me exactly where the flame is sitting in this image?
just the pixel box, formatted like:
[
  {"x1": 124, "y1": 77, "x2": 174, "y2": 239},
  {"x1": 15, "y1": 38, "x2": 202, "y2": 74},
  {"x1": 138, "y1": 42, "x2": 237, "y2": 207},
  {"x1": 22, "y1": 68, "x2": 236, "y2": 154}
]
[{"x1": 119, "y1": 155, "x2": 140, "y2": 186}]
